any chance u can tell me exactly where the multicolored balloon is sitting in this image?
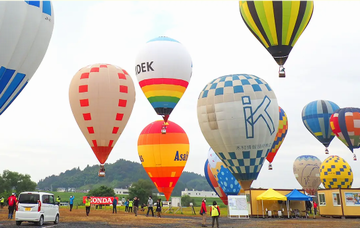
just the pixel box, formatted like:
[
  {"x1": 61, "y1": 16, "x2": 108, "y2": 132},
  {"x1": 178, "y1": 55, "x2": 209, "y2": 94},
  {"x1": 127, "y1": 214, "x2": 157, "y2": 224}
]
[
  {"x1": 320, "y1": 155, "x2": 353, "y2": 189},
  {"x1": 137, "y1": 120, "x2": 189, "y2": 200},
  {"x1": 239, "y1": 1, "x2": 314, "y2": 77},
  {"x1": 207, "y1": 148, "x2": 241, "y2": 195},
  {"x1": 0, "y1": 1, "x2": 54, "y2": 114},
  {"x1": 69, "y1": 64, "x2": 136, "y2": 176},
  {"x1": 135, "y1": 36, "x2": 192, "y2": 124},
  {"x1": 204, "y1": 160, "x2": 228, "y2": 205},
  {"x1": 302, "y1": 100, "x2": 340, "y2": 154},
  {"x1": 266, "y1": 106, "x2": 288, "y2": 170},
  {"x1": 197, "y1": 74, "x2": 279, "y2": 190},
  {"x1": 293, "y1": 155, "x2": 321, "y2": 195},
  {"x1": 330, "y1": 107, "x2": 360, "y2": 161}
]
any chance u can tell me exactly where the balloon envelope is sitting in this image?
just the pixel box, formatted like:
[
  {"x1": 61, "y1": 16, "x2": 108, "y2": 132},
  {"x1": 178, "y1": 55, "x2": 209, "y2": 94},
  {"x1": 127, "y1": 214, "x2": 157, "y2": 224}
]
[
  {"x1": 320, "y1": 155, "x2": 353, "y2": 189},
  {"x1": 207, "y1": 148, "x2": 241, "y2": 195},
  {"x1": 0, "y1": 1, "x2": 54, "y2": 114},
  {"x1": 135, "y1": 36, "x2": 192, "y2": 120},
  {"x1": 197, "y1": 74, "x2": 279, "y2": 189},
  {"x1": 69, "y1": 64, "x2": 136, "y2": 165},
  {"x1": 204, "y1": 160, "x2": 228, "y2": 205},
  {"x1": 330, "y1": 107, "x2": 360, "y2": 154},
  {"x1": 239, "y1": 1, "x2": 314, "y2": 66},
  {"x1": 293, "y1": 155, "x2": 321, "y2": 195},
  {"x1": 302, "y1": 100, "x2": 340, "y2": 151},
  {"x1": 266, "y1": 106, "x2": 288, "y2": 166},
  {"x1": 137, "y1": 120, "x2": 189, "y2": 201}
]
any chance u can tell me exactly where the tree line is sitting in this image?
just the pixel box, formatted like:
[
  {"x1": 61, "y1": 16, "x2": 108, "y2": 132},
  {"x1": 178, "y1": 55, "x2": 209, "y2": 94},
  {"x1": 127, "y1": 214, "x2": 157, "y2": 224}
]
[{"x1": 0, "y1": 170, "x2": 37, "y2": 197}]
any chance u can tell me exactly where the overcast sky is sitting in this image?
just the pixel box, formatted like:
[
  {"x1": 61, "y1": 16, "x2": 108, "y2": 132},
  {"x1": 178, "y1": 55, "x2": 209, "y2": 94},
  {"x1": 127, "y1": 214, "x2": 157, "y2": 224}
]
[{"x1": 1, "y1": 1, "x2": 359, "y2": 191}]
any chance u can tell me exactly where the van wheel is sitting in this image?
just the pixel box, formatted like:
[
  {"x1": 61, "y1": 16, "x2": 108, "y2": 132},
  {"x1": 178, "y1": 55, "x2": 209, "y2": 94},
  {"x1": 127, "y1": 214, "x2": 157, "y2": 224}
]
[
  {"x1": 37, "y1": 215, "x2": 44, "y2": 226},
  {"x1": 16, "y1": 221, "x2": 22, "y2": 226},
  {"x1": 54, "y1": 214, "x2": 59, "y2": 224}
]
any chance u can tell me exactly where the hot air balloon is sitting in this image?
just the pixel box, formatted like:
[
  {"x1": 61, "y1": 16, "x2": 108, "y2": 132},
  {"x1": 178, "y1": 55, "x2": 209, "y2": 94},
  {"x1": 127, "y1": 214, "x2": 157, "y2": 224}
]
[
  {"x1": 239, "y1": 1, "x2": 314, "y2": 77},
  {"x1": 197, "y1": 74, "x2": 279, "y2": 190},
  {"x1": 135, "y1": 36, "x2": 192, "y2": 133},
  {"x1": 207, "y1": 148, "x2": 241, "y2": 195},
  {"x1": 330, "y1": 107, "x2": 360, "y2": 161},
  {"x1": 0, "y1": 1, "x2": 54, "y2": 114},
  {"x1": 302, "y1": 100, "x2": 340, "y2": 154},
  {"x1": 319, "y1": 155, "x2": 353, "y2": 189},
  {"x1": 137, "y1": 120, "x2": 189, "y2": 200},
  {"x1": 69, "y1": 64, "x2": 136, "y2": 177},
  {"x1": 293, "y1": 155, "x2": 321, "y2": 195},
  {"x1": 204, "y1": 160, "x2": 228, "y2": 205},
  {"x1": 266, "y1": 106, "x2": 288, "y2": 170}
]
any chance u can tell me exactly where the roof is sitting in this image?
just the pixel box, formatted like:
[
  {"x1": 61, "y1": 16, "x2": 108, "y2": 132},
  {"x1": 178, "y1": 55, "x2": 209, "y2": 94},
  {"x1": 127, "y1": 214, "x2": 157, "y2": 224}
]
[
  {"x1": 285, "y1": 189, "x2": 312, "y2": 201},
  {"x1": 256, "y1": 188, "x2": 287, "y2": 201}
]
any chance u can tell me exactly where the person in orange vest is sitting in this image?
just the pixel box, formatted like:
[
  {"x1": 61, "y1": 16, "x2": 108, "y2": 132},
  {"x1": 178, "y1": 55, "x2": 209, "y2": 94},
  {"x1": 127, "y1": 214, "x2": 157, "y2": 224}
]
[{"x1": 210, "y1": 201, "x2": 220, "y2": 228}]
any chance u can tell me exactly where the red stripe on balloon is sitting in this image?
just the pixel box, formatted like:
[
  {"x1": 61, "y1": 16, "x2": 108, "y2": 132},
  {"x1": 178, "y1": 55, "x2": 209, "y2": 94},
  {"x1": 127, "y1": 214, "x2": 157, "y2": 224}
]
[
  {"x1": 139, "y1": 78, "x2": 189, "y2": 88},
  {"x1": 87, "y1": 127, "x2": 94, "y2": 134},
  {"x1": 140, "y1": 120, "x2": 185, "y2": 134}
]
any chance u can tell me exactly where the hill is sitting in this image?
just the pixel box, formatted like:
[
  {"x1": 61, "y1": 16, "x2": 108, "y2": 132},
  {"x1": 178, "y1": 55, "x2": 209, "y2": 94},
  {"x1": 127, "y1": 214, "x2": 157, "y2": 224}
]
[{"x1": 37, "y1": 159, "x2": 212, "y2": 196}]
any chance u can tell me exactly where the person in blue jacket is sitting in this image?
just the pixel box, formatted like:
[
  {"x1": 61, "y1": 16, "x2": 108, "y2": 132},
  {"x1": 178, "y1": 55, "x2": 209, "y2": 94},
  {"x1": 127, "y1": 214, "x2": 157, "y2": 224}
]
[{"x1": 69, "y1": 195, "x2": 75, "y2": 211}]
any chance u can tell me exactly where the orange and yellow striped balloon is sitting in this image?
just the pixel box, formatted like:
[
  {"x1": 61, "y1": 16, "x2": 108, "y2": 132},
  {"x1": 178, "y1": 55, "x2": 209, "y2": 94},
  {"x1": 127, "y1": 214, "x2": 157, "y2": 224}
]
[{"x1": 138, "y1": 120, "x2": 189, "y2": 200}]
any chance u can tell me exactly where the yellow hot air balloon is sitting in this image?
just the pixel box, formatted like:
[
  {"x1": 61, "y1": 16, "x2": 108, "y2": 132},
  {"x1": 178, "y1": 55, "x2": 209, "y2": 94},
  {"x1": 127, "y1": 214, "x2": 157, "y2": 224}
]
[
  {"x1": 138, "y1": 120, "x2": 189, "y2": 200},
  {"x1": 320, "y1": 155, "x2": 353, "y2": 189},
  {"x1": 69, "y1": 63, "x2": 136, "y2": 177}
]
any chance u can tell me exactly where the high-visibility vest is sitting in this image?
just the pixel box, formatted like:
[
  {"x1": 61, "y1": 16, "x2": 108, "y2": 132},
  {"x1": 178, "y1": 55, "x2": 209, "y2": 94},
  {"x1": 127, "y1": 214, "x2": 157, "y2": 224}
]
[
  {"x1": 211, "y1": 206, "x2": 219, "y2": 217},
  {"x1": 129, "y1": 200, "x2": 133, "y2": 207},
  {"x1": 85, "y1": 199, "x2": 91, "y2": 207},
  {"x1": 0, "y1": 198, "x2": 4, "y2": 203},
  {"x1": 56, "y1": 198, "x2": 60, "y2": 202}
]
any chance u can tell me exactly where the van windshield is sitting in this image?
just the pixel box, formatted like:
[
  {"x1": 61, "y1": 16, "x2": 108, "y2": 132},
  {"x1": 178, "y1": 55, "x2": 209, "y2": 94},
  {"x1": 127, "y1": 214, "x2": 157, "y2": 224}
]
[{"x1": 18, "y1": 194, "x2": 40, "y2": 204}]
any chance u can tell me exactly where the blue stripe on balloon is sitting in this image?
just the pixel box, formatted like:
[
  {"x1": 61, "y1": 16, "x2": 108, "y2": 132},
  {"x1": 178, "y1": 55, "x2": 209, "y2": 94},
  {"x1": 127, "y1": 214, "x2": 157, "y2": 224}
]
[
  {"x1": 25, "y1": 1, "x2": 52, "y2": 16},
  {"x1": 0, "y1": 81, "x2": 28, "y2": 115},
  {"x1": 26, "y1": 1, "x2": 40, "y2": 7},
  {"x1": 151, "y1": 102, "x2": 176, "y2": 109},
  {"x1": 147, "y1": 36, "x2": 179, "y2": 43},
  {"x1": 0, "y1": 67, "x2": 16, "y2": 94},
  {"x1": 0, "y1": 73, "x2": 27, "y2": 114}
]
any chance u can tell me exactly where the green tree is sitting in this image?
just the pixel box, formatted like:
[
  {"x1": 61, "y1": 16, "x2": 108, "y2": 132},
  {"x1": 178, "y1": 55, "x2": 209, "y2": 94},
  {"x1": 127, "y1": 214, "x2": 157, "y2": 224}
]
[
  {"x1": 128, "y1": 179, "x2": 156, "y2": 205},
  {"x1": 87, "y1": 185, "x2": 115, "y2": 197},
  {"x1": 0, "y1": 170, "x2": 36, "y2": 194},
  {"x1": 181, "y1": 195, "x2": 195, "y2": 207}
]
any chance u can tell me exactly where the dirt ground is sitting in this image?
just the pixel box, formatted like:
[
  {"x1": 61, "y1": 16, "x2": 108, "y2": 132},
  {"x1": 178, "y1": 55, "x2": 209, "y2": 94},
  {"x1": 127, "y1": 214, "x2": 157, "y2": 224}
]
[{"x1": 1, "y1": 207, "x2": 360, "y2": 227}]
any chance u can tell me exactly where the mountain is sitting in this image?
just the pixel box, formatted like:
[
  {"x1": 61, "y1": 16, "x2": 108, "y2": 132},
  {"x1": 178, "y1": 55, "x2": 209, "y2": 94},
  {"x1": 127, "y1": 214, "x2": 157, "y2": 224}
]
[{"x1": 37, "y1": 159, "x2": 212, "y2": 196}]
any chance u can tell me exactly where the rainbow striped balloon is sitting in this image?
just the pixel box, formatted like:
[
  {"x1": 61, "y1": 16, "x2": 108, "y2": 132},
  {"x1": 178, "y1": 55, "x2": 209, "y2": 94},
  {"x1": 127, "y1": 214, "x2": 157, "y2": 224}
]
[
  {"x1": 137, "y1": 120, "x2": 189, "y2": 200},
  {"x1": 135, "y1": 36, "x2": 192, "y2": 121}
]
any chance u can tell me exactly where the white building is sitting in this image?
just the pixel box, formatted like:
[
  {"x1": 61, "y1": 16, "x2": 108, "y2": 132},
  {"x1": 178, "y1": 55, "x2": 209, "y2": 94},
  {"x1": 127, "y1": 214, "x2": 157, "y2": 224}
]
[
  {"x1": 113, "y1": 188, "x2": 129, "y2": 195},
  {"x1": 181, "y1": 188, "x2": 217, "y2": 198}
]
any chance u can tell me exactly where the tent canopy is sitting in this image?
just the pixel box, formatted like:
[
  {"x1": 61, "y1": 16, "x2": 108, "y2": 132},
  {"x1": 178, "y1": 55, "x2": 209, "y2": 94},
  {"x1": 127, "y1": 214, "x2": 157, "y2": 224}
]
[
  {"x1": 285, "y1": 189, "x2": 312, "y2": 201},
  {"x1": 256, "y1": 188, "x2": 287, "y2": 201}
]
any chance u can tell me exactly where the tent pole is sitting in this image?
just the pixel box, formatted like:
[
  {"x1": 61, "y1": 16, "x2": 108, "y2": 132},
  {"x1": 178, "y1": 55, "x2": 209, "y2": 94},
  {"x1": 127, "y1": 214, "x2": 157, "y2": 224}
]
[
  {"x1": 262, "y1": 200, "x2": 264, "y2": 218},
  {"x1": 287, "y1": 200, "x2": 289, "y2": 218}
]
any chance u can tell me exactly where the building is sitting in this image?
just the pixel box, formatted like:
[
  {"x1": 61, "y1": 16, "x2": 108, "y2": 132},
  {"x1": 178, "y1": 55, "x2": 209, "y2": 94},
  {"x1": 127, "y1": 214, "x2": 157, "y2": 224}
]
[
  {"x1": 181, "y1": 188, "x2": 217, "y2": 198},
  {"x1": 317, "y1": 188, "x2": 360, "y2": 218},
  {"x1": 113, "y1": 188, "x2": 129, "y2": 195}
]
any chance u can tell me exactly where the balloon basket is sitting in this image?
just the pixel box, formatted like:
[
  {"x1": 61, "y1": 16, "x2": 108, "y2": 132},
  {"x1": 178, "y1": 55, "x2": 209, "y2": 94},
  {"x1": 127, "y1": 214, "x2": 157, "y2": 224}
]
[
  {"x1": 354, "y1": 154, "x2": 357, "y2": 161},
  {"x1": 325, "y1": 148, "x2": 329, "y2": 154},
  {"x1": 268, "y1": 163, "x2": 273, "y2": 170},
  {"x1": 161, "y1": 125, "x2": 167, "y2": 134},
  {"x1": 279, "y1": 66, "x2": 285, "y2": 78},
  {"x1": 99, "y1": 165, "x2": 105, "y2": 177}
]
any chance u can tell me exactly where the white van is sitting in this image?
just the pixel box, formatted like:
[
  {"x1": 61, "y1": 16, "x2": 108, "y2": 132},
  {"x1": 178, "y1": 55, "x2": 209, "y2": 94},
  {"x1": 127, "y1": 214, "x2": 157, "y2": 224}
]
[{"x1": 15, "y1": 192, "x2": 59, "y2": 226}]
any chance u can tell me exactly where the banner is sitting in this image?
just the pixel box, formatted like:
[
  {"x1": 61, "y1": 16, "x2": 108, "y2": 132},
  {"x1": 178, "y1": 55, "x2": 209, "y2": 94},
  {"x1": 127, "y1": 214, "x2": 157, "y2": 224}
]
[
  {"x1": 345, "y1": 193, "x2": 360, "y2": 206},
  {"x1": 82, "y1": 196, "x2": 119, "y2": 205}
]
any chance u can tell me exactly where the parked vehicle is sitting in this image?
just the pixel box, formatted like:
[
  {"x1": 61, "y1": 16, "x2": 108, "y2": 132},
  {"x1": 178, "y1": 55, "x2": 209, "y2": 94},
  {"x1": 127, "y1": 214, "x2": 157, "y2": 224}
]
[{"x1": 15, "y1": 192, "x2": 59, "y2": 226}]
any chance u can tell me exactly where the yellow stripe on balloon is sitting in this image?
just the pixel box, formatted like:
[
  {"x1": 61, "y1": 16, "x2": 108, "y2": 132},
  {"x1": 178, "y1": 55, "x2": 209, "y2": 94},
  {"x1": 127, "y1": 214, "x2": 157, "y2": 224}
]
[
  {"x1": 141, "y1": 84, "x2": 186, "y2": 94},
  {"x1": 148, "y1": 172, "x2": 153, "y2": 177},
  {"x1": 263, "y1": 1, "x2": 278, "y2": 45},
  {"x1": 143, "y1": 89, "x2": 184, "y2": 99},
  {"x1": 285, "y1": 1, "x2": 300, "y2": 44},
  {"x1": 138, "y1": 144, "x2": 189, "y2": 167}
]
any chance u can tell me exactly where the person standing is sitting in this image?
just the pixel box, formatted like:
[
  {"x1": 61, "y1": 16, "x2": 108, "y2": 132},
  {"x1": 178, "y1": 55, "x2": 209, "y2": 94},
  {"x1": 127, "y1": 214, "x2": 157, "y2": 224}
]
[
  {"x1": 85, "y1": 196, "x2": 91, "y2": 216},
  {"x1": 112, "y1": 197, "x2": 118, "y2": 214},
  {"x1": 0, "y1": 196, "x2": 4, "y2": 209},
  {"x1": 7, "y1": 193, "x2": 16, "y2": 219},
  {"x1": 314, "y1": 201, "x2": 318, "y2": 215},
  {"x1": 125, "y1": 199, "x2": 129, "y2": 212},
  {"x1": 121, "y1": 197, "x2": 125, "y2": 206},
  {"x1": 146, "y1": 196, "x2": 154, "y2": 217},
  {"x1": 128, "y1": 198, "x2": 133, "y2": 213},
  {"x1": 190, "y1": 202, "x2": 196, "y2": 215},
  {"x1": 156, "y1": 198, "x2": 162, "y2": 218},
  {"x1": 69, "y1": 196, "x2": 75, "y2": 212},
  {"x1": 56, "y1": 196, "x2": 61, "y2": 206},
  {"x1": 200, "y1": 198, "x2": 207, "y2": 227},
  {"x1": 133, "y1": 197, "x2": 139, "y2": 216},
  {"x1": 210, "y1": 201, "x2": 220, "y2": 228}
]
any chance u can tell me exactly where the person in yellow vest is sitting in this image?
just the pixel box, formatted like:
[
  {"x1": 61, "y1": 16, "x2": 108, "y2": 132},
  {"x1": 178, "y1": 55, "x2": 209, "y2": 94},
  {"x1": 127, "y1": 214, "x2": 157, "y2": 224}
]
[
  {"x1": 128, "y1": 199, "x2": 133, "y2": 213},
  {"x1": 56, "y1": 196, "x2": 61, "y2": 206},
  {"x1": 85, "y1": 196, "x2": 91, "y2": 216},
  {"x1": 210, "y1": 201, "x2": 220, "y2": 228},
  {"x1": 0, "y1": 196, "x2": 4, "y2": 209}
]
